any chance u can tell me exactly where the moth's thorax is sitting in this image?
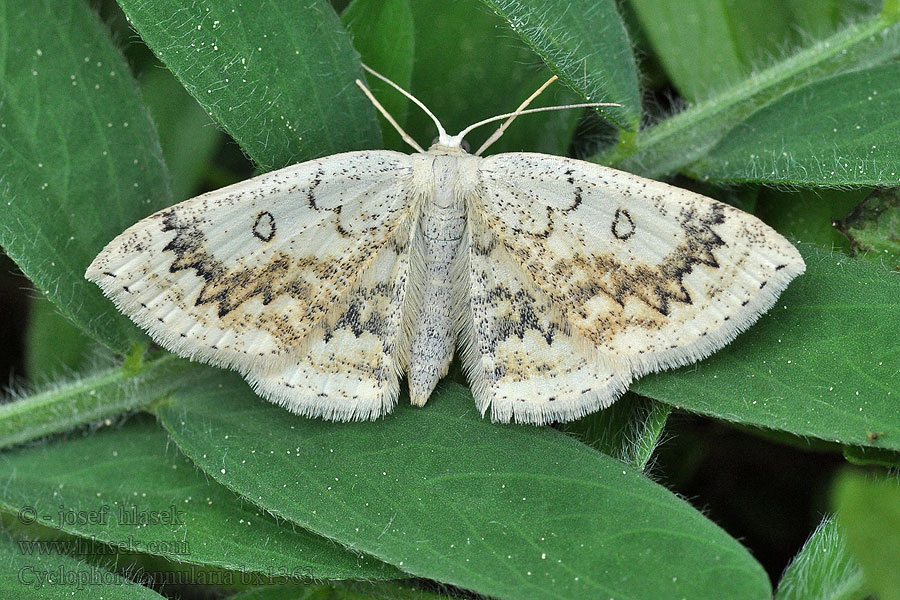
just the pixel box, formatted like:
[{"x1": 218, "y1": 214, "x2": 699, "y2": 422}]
[{"x1": 413, "y1": 150, "x2": 480, "y2": 210}]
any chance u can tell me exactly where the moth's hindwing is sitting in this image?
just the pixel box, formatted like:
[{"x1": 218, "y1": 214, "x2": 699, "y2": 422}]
[
  {"x1": 462, "y1": 209, "x2": 628, "y2": 425},
  {"x1": 249, "y1": 234, "x2": 412, "y2": 421}
]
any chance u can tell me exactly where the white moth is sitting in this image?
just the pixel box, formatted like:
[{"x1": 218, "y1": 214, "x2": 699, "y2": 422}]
[{"x1": 86, "y1": 67, "x2": 805, "y2": 424}]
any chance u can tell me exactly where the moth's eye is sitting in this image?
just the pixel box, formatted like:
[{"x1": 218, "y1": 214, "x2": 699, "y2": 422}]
[{"x1": 430, "y1": 137, "x2": 470, "y2": 152}]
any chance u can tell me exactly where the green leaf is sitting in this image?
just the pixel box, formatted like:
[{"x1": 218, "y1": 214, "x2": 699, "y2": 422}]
[
  {"x1": 479, "y1": 0, "x2": 641, "y2": 130},
  {"x1": 560, "y1": 393, "x2": 670, "y2": 469},
  {"x1": 630, "y1": 0, "x2": 794, "y2": 101},
  {"x1": 115, "y1": 0, "x2": 381, "y2": 171},
  {"x1": 633, "y1": 247, "x2": 900, "y2": 451},
  {"x1": 405, "y1": 0, "x2": 582, "y2": 156},
  {"x1": 607, "y1": 14, "x2": 900, "y2": 177},
  {"x1": 342, "y1": 0, "x2": 415, "y2": 153},
  {"x1": 842, "y1": 444, "x2": 900, "y2": 468},
  {"x1": 25, "y1": 297, "x2": 97, "y2": 378},
  {"x1": 774, "y1": 515, "x2": 868, "y2": 600},
  {"x1": 0, "y1": 0, "x2": 172, "y2": 352},
  {"x1": 833, "y1": 472, "x2": 900, "y2": 600},
  {"x1": 0, "y1": 529, "x2": 166, "y2": 599},
  {"x1": 689, "y1": 63, "x2": 900, "y2": 185},
  {"x1": 230, "y1": 580, "x2": 447, "y2": 600},
  {"x1": 158, "y1": 378, "x2": 771, "y2": 600},
  {"x1": 835, "y1": 188, "x2": 900, "y2": 271},
  {"x1": 140, "y1": 66, "x2": 223, "y2": 201},
  {"x1": 0, "y1": 414, "x2": 398, "y2": 580}
]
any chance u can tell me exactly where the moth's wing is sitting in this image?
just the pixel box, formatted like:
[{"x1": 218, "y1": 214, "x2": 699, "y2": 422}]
[
  {"x1": 475, "y1": 152, "x2": 805, "y2": 383},
  {"x1": 461, "y1": 211, "x2": 629, "y2": 425},
  {"x1": 249, "y1": 234, "x2": 411, "y2": 421},
  {"x1": 87, "y1": 150, "x2": 415, "y2": 376}
]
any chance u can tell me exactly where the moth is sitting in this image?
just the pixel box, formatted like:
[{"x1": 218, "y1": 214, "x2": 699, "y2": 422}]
[{"x1": 86, "y1": 67, "x2": 805, "y2": 424}]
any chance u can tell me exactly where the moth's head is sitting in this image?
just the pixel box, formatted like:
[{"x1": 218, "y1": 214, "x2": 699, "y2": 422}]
[{"x1": 428, "y1": 136, "x2": 471, "y2": 155}]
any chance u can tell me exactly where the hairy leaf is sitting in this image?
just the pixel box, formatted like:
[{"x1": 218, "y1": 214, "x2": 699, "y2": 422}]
[
  {"x1": 115, "y1": 0, "x2": 381, "y2": 170},
  {"x1": 158, "y1": 378, "x2": 771, "y2": 600},
  {"x1": 630, "y1": 0, "x2": 793, "y2": 101},
  {"x1": 833, "y1": 472, "x2": 900, "y2": 600},
  {"x1": 0, "y1": 414, "x2": 398, "y2": 579},
  {"x1": 0, "y1": 530, "x2": 165, "y2": 599},
  {"x1": 690, "y1": 63, "x2": 900, "y2": 185},
  {"x1": 405, "y1": 0, "x2": 582, "y2": 156},
  {"x1": 607, "y1": 14, "x2": 900, "y2": 177},
  {"x1": 774, "y1": 516, "x2": 868, "y2": 600},
  {"x1": 0, "y1": 355, "x2": 188, "y2": 449},
  {"x1": 480, "y1": 0, "x2": 641, "y2": 130},
  {"x1": 342, "y1": 0, "x2": 415, "y2": 153},
  {"x1": 0, "y1": 0, "x2": 171, "y2": 352},
  {"x1": 634, "y1": 247, "x2": 900, "y2": 451}
]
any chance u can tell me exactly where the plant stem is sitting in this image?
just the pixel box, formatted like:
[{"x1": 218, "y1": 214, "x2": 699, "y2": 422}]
[
  {"x1": 601, "y1": 13, "x2": 900, "y2": 178},
  {"x1": 0, "y1": 353, "x2": 192, "y2": 449}
]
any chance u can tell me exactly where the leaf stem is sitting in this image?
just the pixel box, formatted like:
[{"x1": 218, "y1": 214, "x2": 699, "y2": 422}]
[
  {"x1": 0, "y1": 354, "x2": 191, "y2": 449},
  {"x1": 602, "y1": 14, "x2": 900, "y2": 177}
]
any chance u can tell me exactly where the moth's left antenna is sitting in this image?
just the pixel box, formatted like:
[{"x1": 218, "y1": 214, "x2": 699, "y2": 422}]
[
  {"x1": 357, "y1": 63, "x2": 453, "y2": 152},
  {"x1": 357, "y1": 64, "x2": 620, "y2": 155},
  {"x1": 355, "y1": 69, "x2": 426, "y2": 153}
]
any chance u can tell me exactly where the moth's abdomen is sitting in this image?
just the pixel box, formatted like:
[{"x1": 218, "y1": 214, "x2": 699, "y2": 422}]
[{"x1": 406, "y1": 156, "x2": 468, "y2": 406}]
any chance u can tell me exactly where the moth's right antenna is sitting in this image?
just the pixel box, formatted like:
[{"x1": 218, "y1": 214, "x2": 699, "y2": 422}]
[
  {"x1": 474, "y1": 76, "x2": 559, "y2": 156},
  {"x1": 357, "y1": 63, "x2": 620, "y2": 155},
  {"x1": 463, "y1": 78, "x2": 620, "y2": 156}
]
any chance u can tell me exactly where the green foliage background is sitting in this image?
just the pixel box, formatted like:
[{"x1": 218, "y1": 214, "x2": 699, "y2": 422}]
[{"x1": 0, "y1": 0, "x2": 898, "y2": 598}]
